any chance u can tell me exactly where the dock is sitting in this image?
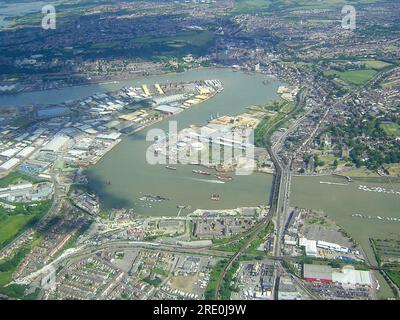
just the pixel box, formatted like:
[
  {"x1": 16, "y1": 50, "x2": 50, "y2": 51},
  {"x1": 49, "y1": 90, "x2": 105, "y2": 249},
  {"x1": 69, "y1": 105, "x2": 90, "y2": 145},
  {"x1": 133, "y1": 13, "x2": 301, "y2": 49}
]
[
  {"x1": 142, "y1": 84, "x2": 151, "y2": 96},
  {"x1": 154, "y1": 84, "x2": 164, "y2": 95}
]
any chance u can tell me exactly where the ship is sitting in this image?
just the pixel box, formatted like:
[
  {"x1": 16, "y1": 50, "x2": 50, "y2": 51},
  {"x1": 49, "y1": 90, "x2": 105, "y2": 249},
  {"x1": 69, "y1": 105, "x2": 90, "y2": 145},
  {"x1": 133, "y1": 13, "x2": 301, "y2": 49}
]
[
  {"x1": 165, "y1": 165, "x2": 177, "y2": 170},
  {"x1": 192, "y1": 169, "x2": 211, "y2": 176},
  {"x1": 211, "y1": 193, "x2": 220, "y2": 201},
  {"x1": 215, "y1": 173, "x2": 233, "y2": 181}
]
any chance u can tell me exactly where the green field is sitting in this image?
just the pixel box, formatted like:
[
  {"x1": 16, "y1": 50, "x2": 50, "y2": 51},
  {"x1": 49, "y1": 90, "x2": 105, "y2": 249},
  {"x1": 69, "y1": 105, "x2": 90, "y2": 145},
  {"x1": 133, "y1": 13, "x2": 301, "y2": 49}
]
[
  {"x1": 232, "y1": 0, "x2": 271, "y2": 14},
  {"x1": 0, "y1": 200, "x2": 51, "y2": 249},
  {"x1": 324, "y1": 69, "x2": 377, "y2": 85},
  {"x1": 380, "y1": 123, "x2": 400, "y2": 137},
  {"x1": 204, "y1": 260, "x2": 226, "y2": 300},
  {"x1": 362, "y1": 60, "x2": 392, "y2": 70},
  {"x1": 384, "y1": 163, "x2": 400, "y2": 177}
]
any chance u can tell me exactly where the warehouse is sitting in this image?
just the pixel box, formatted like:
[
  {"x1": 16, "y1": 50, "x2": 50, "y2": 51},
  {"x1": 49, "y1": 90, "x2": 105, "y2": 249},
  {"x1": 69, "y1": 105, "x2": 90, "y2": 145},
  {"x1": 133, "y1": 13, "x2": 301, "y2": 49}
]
[
  {"x1": 317, "y1": 240, "x2": 349, "y2": 253},
  {"x1": 152, "y1": 94, "x2": 186, "y2": 105},
  {"x1": 0, "y1": 148, "x2": 19, "y2": 159},
  {"x1": 332, "y1": 266, "x2": 372, "y2": 287},
  {"x1": 154, "y1": 105, "x2": 183, "y2": 115},
  {"x1": 303, "y1": 264, "x2": 332, "y2": 282},
  {"x1": 0, "y1": 158, "x2": 20, "y2": 172},
  {"x1": 299, "y1": 237, "x2": 318, "y2": 257},
  {"x1": 96, "y1": 132, "x2": 121, "y2": 141},
  {"x1": 41, "y1": 135, "x2": 70, "y2": 153},
  {"x1": 20, "y1": 159, "x2": 50, "y2": 176},
  {"x1": 17, "y1": 146, "x2": 35, "y2": 158},
  {"x1": 36, "y1": 106, "x2": 68, "y2": 119}
]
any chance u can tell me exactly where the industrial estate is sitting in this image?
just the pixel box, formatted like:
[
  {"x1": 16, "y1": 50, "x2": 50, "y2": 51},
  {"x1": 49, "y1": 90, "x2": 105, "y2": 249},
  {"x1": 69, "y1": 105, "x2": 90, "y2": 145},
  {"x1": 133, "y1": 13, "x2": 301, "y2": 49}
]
[{"x1": 0, "y1": 0, "x2": 399, "y2": 303}]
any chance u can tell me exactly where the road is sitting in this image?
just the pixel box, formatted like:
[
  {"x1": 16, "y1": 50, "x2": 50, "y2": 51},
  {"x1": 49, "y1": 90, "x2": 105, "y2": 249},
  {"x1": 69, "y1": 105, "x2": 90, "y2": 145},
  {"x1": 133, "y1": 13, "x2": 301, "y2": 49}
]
[{"x1": 212, "y1": 209, "x2": 274, "y2": 299}]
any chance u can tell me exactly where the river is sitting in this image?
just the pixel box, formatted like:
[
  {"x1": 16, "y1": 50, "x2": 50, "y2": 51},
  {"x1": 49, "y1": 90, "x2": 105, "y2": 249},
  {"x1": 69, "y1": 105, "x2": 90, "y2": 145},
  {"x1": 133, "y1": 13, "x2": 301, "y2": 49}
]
[
  {"x1": 1, "y1": 67, "x2": 398, "y2": 298},
  {"x1": 85, "y1": 69, "x2": 280, "y2": 216}
]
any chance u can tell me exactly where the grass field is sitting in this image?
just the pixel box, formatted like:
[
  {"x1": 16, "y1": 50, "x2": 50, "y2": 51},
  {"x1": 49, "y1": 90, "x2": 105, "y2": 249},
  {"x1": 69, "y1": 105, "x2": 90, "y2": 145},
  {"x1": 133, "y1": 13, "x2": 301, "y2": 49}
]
[
  {"x1": 380, "y1": 123, "x2": 400, "y2": 137},
  {"x1": 386, "y1": 271, "x2": 400, "y2": 290},
  {"x1": 0, "y1": 214, "x2": 31, "y2": 248},
  {"x1": 384, "y1": 163, "x2": 400, "y2": 177},
  {"x1": 0, "y1": 200, "x2": 51, "y2": 249},
  {"x1": 343, "y1": 167, "x2": 380, "y2": 177},
  {"x1": 324, "y1": 69, "x2": 377, "y2": 85},
  {"x1": 0, "y1": 172, "x2": 48, "y2": 248},
  {"x1": 362, "y1": 60, "x2": 392, "y2": 70},
  {"x1": 232, "y1": 0, "x2": 271, "y2": 14}
]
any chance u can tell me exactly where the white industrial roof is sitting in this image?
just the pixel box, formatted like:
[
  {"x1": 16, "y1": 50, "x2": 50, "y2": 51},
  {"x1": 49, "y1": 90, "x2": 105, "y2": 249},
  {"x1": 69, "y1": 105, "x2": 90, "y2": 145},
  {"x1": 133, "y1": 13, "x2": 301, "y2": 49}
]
[
  {"x1": 154, "y1": 105, "x2": 183, "y2": 114},
  {"x1": 17, "y1": 146, "x2": 35, "y2": 158},
  {"x1": 41, "y1": 135, "x2": 70, "y2": 152},
  {"x1": 300, "y1": 237, "x2": 318, "y2": 256},
  {"x1": 96, "y1": 132, "x2": 121, "y2": 141},
  {"x1": 0, "y1": 158, "x2": 20, "y2": 171},
  {"x1": 332, "y1": 266, "x2": 372, "y2": 286},
  {"x1": 0, "y1": 148, "x2": 19, "y2": 158}
]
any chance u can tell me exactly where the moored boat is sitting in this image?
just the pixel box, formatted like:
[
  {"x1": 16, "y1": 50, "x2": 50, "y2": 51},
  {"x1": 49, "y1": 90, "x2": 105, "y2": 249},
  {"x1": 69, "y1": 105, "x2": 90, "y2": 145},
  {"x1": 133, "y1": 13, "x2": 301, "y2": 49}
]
[
  {"x1": 192, "y1": 169, "x2": 211, "y2": 176},
  {"x1": 210, "y1": 193, "x2": 220, "y2": 201},
  {"x1": 215, "y1": 173, "x2": 233, "y2": 181}
]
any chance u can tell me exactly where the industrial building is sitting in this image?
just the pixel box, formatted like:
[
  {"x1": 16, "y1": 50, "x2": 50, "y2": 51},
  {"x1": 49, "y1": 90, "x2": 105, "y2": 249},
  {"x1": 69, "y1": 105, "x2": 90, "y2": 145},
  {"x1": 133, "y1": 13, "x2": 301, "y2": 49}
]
[
  {"x1": 152, "y1": 94, "x2": 187, "y2": 105},
  {"x1": 332, "y1": 266, "x2": 372, "y2": 287},
  {"x1": 16, "y1": 146, "x2": 36, "y2": 158},
  {"x1": 299, "y1": 237, "x2": 318, "y2": 257},
  {"x1": 0, "y1": 148, "x2": 19, "y2": 159},
  {"x1": 154, "y1": 105, "x2": 183, "y2": 115},
  {"x1": 41, "y1": 135, "x2": 70, "y2": 153},
  {"x1": 0, "y1": 182, "x2": 53, "y2": 202},
  {"x1": 303, "y1": 264, "x2": 372, "y2": 287},
  {"x1": 19, "y1": 159, "x2": 50, "y2": 176},
  {"x1": 36, "y1": 106, "x2": 69, "y2": 119},
  {"x1": 317, "y1": 240, "x2": 349, "y2": 254},
  {"x1": 96, "y1": 132, "x2": 122, "y2": 141},
  {"x1": 303, "y1": 264, "x2": 333, "y2": 282},
  {"x1": 0, "y1": 158, "x2": 20, "y2": 172}
]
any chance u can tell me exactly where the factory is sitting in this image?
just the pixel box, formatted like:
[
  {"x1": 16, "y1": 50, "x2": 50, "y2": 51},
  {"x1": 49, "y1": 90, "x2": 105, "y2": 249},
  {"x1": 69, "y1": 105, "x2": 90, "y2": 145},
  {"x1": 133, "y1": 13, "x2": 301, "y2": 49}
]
[
  {"x1": 19, "y1": 159, "x2": 50, "y2": 176},
  {"x1": 303, "y1": 264, "x2": 332, "y2": 282},
  {"x1": 299, "y1": 237, "x2": 318, "y2": 257},
  {"x1": 36, "y1": 106, "x2": 69, "y2": 119},
  {"x1": 0, "y1": 182, "x2": 53, "y2": 202},
  {"x1": 299, "y1": 237, "x2": 350, "y2": 256},
  {"x1": 303, "y1": 264, "x2": 372, "y2": 287},
  {"x1": 16, "y1": 146, "x2": 36, "y2": 158},
  {"x1": 41, "y1": 135, "x2": 71, "y2": 153},
  {"x1": 154, "y1": 105, "x2": 184, "y2": 115},
  {"x1": 0, "y1": 158, "x2": 21, "y2": 172}
]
